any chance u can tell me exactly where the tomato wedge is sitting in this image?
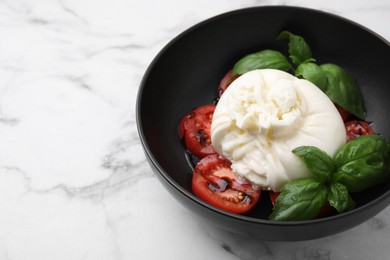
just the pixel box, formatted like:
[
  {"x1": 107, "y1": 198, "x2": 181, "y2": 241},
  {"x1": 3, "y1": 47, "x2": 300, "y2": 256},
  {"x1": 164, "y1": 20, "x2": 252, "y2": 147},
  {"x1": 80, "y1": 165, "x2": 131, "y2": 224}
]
[
  {"x1": 217, "y1": 69, "x2": 239, "y2": 97},
  {"x1": 178, "y1": 104, "x2": 216, "y2": 158},
  {"x1": 269, "y1": 191, "x2": 333, "y2": 219},
  {"x1": 192, "y1": 154, "x2": 261, "y2": 214},
  {"x1": 345, "y1": 120, "x2": 375, "y2": 142}
]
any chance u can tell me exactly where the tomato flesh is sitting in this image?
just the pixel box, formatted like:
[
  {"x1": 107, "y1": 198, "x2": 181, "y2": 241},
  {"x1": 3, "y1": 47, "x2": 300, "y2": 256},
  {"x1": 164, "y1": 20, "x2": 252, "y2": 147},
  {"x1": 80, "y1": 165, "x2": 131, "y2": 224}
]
[
  {"x1": 218, "y1": 69, "x2": 239, "y2": 97},
  {"x1": 192, "y1": 154, "x2": 261, "y2": 214},
  {"x1": 345, "y1": 120, "x2": 375, "y2": 142},
  {"x1": 179, "y1": 104, "x2": 216, "y2": 158}
]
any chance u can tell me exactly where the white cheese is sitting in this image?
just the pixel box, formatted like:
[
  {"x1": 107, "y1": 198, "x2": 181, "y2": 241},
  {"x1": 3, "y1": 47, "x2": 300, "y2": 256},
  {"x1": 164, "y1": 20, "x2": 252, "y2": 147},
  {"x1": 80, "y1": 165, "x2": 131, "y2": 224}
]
[{"x1": 211, "y1": 69, "x2": 346, "y2": 191}]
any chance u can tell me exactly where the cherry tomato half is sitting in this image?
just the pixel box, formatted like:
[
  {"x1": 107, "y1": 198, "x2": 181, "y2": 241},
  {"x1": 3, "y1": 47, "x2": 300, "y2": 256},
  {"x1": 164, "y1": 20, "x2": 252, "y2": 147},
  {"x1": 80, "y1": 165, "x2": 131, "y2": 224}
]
[
  {"x1": 345, "y1": 120, "x2": 375, "y2": 142},
  {"x1": 269, "y1": 191, "x2": 333, "y2": 219},
  {"x1": 334, "y1": 103, "x2": 351, "y2": 122},
  {"x1": 178, "y1": 104, "x2": 216, "y2": 158},
  {"x1": 217, "y1": 69, "x2": 240, "y2": 97},
  {"x1": 192, "y1": 154, "x2": 261, "y2": 214}
]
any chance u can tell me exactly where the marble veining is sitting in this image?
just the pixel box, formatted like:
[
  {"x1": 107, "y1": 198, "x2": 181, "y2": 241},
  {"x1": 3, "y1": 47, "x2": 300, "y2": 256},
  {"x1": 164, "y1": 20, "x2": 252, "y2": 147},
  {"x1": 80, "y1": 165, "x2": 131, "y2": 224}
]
[{"x1": 0, "y1": 0, "x2": 389, "y2": 259}]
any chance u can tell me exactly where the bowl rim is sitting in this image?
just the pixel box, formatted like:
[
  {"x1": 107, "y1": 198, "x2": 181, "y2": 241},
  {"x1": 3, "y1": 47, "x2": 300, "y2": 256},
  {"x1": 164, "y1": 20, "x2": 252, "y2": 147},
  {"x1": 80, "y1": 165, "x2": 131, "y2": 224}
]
[{"x1": 136, "y1": 5, "x2": 390, "y2": 226}]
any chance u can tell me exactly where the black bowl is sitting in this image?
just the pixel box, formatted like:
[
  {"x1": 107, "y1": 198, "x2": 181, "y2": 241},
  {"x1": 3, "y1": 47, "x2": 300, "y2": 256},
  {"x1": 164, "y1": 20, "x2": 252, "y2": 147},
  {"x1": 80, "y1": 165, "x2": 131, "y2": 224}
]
[{"x1": 136, "y1": 6, "x2": 390, "y2": 241}]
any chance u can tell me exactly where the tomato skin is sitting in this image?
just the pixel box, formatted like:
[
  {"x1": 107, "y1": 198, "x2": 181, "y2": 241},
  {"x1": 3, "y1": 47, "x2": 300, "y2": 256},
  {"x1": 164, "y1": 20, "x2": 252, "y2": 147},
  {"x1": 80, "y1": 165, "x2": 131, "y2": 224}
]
[
  {"x1": 192, "y1": 154, "x2": 261, "y2": 214},
  {"x1": 178, "y1": 111, "x2": 190, "y2": 139},
  {"x1": 269, "y1": 191, "x2": 334, "y2": 219},
  {"x1": 335, "y1": 103, "x2": 351, "y2": 122},
  {"x1": 269, "y1": 191, "x2": 279, "y2": 206},
  {"x1": 218, "y1": 69, "x2": 240, "y2": 97},
  {"x1": 345, "y1": 120, "x2": 375, "y2": 142},
  {"x1": 179, "y1": 104, "x2": 216, "y2": 158}
]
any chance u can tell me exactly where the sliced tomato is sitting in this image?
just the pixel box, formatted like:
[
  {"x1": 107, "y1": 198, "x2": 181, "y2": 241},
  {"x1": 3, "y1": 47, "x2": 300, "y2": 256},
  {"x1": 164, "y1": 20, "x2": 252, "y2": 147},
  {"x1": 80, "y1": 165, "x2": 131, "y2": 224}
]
[
  {"x1": 334, "y1": 103, "x2": 351, "y2": 122},
  {"x1": 192, "y1": 154, "x2": 261, "y2": 214},
  {"x1": 179, "y1": 104, "x2": 216, "y2": 158},
  {"x1": 345, "y1": 120, "x2": 375, "y2": 142},
  {"x1": 178, "y1": 111, "x2": 190, "y2": 139},
  {"x1": 217, "y1": 69, "x2": 239, "y2": 97},
  {"x1": 269, "y1": 191, "x2": 334, "y2": 219}
]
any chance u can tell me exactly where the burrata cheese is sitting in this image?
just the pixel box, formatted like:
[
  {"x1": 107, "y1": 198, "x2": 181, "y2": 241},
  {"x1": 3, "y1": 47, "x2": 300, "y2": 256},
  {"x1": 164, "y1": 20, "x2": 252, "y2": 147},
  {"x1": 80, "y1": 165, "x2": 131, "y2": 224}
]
[{"x1": 211, "y1": 69, "x2": 346, "y2": 191}]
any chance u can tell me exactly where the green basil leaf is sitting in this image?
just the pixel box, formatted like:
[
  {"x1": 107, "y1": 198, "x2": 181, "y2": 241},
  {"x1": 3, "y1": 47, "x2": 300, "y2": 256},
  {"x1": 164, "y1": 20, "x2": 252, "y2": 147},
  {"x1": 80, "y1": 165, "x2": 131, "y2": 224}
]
[
  {"x1": 277, "y1": 31, "x2": 315, "y2": 65},
  {"x1": 231, "y1": 49, "x2": 292, "y2": 77},
  {"x1": 328, "y1": 182, "x2": 355, "y2": 213},
  {"x1": 320, "y1": 63, "x2": 366, "y2": 120},
  {"x1": 269, "y1": 179, "x2": 328, "y2": 221},
  {"x1": 295, "y1": 62, "x2": 327, "y2": 92},
  {"x1": 334, "y1": 135, "x2": 390, "y2": 192},
  {"x1": 292, "y1": 146, "x2": 334, "y2": 183}
]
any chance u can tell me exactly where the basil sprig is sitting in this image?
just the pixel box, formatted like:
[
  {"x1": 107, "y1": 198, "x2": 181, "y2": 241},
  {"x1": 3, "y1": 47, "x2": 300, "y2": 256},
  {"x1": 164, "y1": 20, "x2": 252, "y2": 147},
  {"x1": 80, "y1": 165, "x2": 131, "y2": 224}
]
[
  {"x1": 328, "y1": 182, "x2": 355, "y2": 213},
  {"x1": 292, "y1": 146, "x2": 333, "y2": 183},
  {"x1": 334, "y1": 135, "x2": 390, "y2": 192},
  {"x1": 270, "y1": 179, "x2": 328, "y2": 221},
  {"x1": 277, "y1": 31, "x2": 315, "y2": 65},
  {"x1": 231, "y1": 50, "x2": 292, "y2": 77},
  {"x1": 320, "y1": 64, "x2": 366, "y2": 120},
  {"x1": 230, "y1": 31, "x2": 366, "y2": 120},
  {"x1": 295, "y1": 63, "x2": 327, "y2": 92},
  {"x1": 270, "y1": 135, "x2": 390, "y2": 221}
]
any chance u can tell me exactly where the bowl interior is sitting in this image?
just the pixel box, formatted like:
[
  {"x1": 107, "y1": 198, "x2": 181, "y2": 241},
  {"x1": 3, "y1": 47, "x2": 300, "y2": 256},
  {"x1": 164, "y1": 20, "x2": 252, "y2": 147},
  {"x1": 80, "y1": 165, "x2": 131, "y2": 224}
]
[{"x1": 137, "y1": 6, "x2": 390, "y2": 230}]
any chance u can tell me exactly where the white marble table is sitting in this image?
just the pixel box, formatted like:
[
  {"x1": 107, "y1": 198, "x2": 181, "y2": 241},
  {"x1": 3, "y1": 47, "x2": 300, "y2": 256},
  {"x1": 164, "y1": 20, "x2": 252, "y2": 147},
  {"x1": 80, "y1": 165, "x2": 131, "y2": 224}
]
[{"x1": 0, "y1": 0, "x2": 389, "y2": 259}]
